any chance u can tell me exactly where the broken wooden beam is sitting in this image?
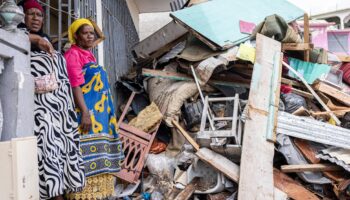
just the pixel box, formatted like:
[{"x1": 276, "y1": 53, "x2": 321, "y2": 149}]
[
  {"x1": 313, "y1": 81, "x2": 350, "y2": 107},
  {"x1": 281, "y1": 164, "x2": 343, "y2": 173},
  {"x1": 274, "y1": 168, "x2": 320, "y2": 200},
  {"x1": 292, "y1": 88, "x2": 314, "y2": 99},
  {"x1": 172, "y1": 120, "x2": 200, "y2": 151},
  {"x1": 174, "y1": 178, "x2": 199, "y2": 200},
  {"x1": 337, "y1": 54, "x2": 350, "y2": 62},
  {"x1": 282, "y1": 43, "x2": 313, "y2": 51},
  {"x1": 196, "y1": 147, "x2": 240, "y2": 182},
  {"x1": 281, "y1": 77, "x2": 304, "y2": 88},
  {"x1": 142, "y1": 68, "x2": 250, "y2": 88}
]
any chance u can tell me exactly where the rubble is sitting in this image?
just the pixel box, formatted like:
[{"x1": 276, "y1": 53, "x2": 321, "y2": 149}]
[{"x1": 111, "y1": 0, "x2": 350, "y2": 199}]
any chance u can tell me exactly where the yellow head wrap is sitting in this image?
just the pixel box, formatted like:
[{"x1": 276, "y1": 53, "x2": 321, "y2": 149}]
[{"x1": 68, "y1": 18, "x2": 94, "y2": 44}]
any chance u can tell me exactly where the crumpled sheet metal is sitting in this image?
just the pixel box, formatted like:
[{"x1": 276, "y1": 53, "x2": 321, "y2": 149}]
[
  {"x1": 317, "y1": 147, "x2": 350, "y2": 172},
  {"x1": 277, "y1": 112, "x2": 350, "y2": 149},
  {"x1": 276, "y1": 133, "x2": 331, "y2": 184}
]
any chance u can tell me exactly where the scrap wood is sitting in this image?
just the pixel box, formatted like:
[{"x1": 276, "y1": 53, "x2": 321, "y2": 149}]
[
  {"x1": 313, "y1": 81, "x2": 350, "y2": 107},
  {"x1": 292, "y1": 107, "x2": 311, "y2": 117},
  {"x1": 317, "y1": 92, "x2": 349, "y2": 111},
  {"x1": 281, "y1": 77, "x2": 304, "y2": 88},
  {"x1": 174, "y1": 178, "x2": 199, "y2": 200},
  {"x1": 281, "y1": 164, "x2": 343, "y2": 173},
  {"x1": 273, "y1": 168, "x2": 320, "y2": 200},
  {"x1": 196, "y1": 147, "x2": 240, "y2": 182},
  {"x1": 294, "y1": 139, "x2": 321, "y2": 164},
  {"x1": 291, "y1": 88, "x2": 314, "y2": 99},
  {"x1": 172, "y1": 120, "x2": 199, "y2": 151},
  {"x1": 311, "y1": 109, "x2": 350, "y2": 118},
  {"x1": 337, "y1": 55, "x2": 350, "y2": 62},
  {"x1": 142, "y1": 68, "x2": 250, "y2": 88},
  {"x1": 282, "y1": 43, "x2": 314, "y2": 51},
  {"x1": 294, "y1": 139, "x2": 348, "y2": 183},
  {"x1": 282, "y1": 61, "x2": 341, "y2": 125},
  {"x1": 303, "y1": 13, "x2": 311, "y2": 62}
]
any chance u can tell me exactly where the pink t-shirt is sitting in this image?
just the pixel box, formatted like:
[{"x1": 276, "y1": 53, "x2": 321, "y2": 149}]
[{"x1": 64, "y1": 45, "x2": 97, "y2": 87}]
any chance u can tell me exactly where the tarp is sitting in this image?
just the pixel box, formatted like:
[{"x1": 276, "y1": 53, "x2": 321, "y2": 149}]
[{"x1": 170, "y1": 0, "x2": 304, "y2": 49}]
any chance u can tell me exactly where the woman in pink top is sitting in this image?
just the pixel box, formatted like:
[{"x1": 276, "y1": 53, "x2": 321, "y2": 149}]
[{"x1": 64, "y1": 18, "x2": 123, "y2": 200}]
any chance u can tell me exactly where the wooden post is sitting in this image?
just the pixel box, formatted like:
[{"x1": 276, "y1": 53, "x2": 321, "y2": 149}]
[
  {"x1": 238, "y1": 34, "x2": 282, "y2": 200},
  {"x1": 303, "y1": 13, "x2": 310, "y2": 62}
]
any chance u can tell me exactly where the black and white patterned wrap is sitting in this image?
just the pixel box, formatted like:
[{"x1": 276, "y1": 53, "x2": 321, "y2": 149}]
[{"x1": 31, "y1": 51, "x2": 85, "y2": 199}]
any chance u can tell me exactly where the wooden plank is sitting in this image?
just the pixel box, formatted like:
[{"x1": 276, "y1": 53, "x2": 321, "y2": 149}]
[
  {"x1": 292, "y1": 107, "x2": 311, "y2": 117},
  {"x1": 282, "y1": 43, "x2": 313, "y2": 51},
  {"x1": 238, "y1": 34, "x2": 281, "y2": 200},
  {"x1": 337, "y1": 54, "x2": 350, "y2": 62},
  {"x1": 291, "y1": 88, "x2": 314, "y2": 99},
  {"x1": 312, "y1": 109, "x2": 350, "y2": 118},
  {"x1": 172, "y1": 120, "x2": 200, "y2": 151},
  {"x1": 282, "y1": 61, "x2": 341, "y2": 125},
  {"x1": 313, "y1": 81, "x2": 350, "y2": 107},
  {"x1": 281, "y1": 164, "x2": 343, "y2": 173},
  {"x1": 274, "y1": 168, "x2": 320, "y2": 200},
  {"x1": 294, "y1": 139, "x2": 320, "y2": 164},
  {"x1": 174, "y1": 178, "x2": 199, "y2": 200},
  {"x1": 196, "y1": 147, "x2": 240, "y2": 182},
  {"x1": 281, "y1": 77, "x2": 304, "y2": 88},
  {"x1": 303, "y1": 13, "x2": 310, "y2": 62},
  {"x1": 142, "y1": 68, "x2": 250, "y2": 88},
  {"x1": 317, "y1": 92, "x2": 349, "y2": 111}
]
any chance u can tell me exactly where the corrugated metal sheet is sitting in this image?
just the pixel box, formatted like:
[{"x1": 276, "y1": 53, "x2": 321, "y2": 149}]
[
  {"x1": 317, "y1": 147, "x2": 350, "y2": 172},
  {"x1": 277, "y1": 112, "x2": 350, "y2": 149}
]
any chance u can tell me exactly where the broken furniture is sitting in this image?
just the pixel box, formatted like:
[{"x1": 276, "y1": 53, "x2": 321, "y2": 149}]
[
  {"x1": 197, "y1": 94, "x2": 243, "y2": 161},
  {"x1": 116, "y1": 92, "x2": 162, "y2": 183}
]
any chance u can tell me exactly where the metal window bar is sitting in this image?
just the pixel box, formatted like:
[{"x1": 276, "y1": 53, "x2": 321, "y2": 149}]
[{"x1": 43, "y1": 0, "x2": 73, "y2": 52}]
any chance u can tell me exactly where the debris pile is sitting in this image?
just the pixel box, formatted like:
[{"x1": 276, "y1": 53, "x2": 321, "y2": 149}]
[{"x1": 112, "y1": 0, "x2": 350, "y2": 199}]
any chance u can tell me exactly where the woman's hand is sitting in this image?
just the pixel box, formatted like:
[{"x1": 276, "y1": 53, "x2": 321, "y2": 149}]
[
  {"x1": 29, "y1": 34, "x2": 55, "y2": 56},
  {"x1": 37, "y1": 37, "x2": 55, "y2": 57},
  {"x1": 80, "y1": 111, "x2": 92, "y2": 133}
]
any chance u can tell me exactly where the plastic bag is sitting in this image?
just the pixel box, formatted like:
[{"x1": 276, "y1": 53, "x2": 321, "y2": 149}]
[{"x1": 281, "y1": 93, "x2": 306, "y2": 113}]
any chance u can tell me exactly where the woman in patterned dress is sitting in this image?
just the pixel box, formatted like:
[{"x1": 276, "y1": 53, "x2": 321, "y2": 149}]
[
  {"x1": 21, "y1": 0, "x2": 86, "y2": 200},
  {"x1": 64, "y1": 18, "x2": 124, "y2": 200}
]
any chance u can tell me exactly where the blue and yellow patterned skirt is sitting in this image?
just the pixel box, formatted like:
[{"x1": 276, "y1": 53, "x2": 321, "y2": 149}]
[
  {"x1": 68, "y1": 62, "x2": 124, "y2": 199},
  {"x1": 78, "y1": 62, "x2": 123, "y2": 177}
]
